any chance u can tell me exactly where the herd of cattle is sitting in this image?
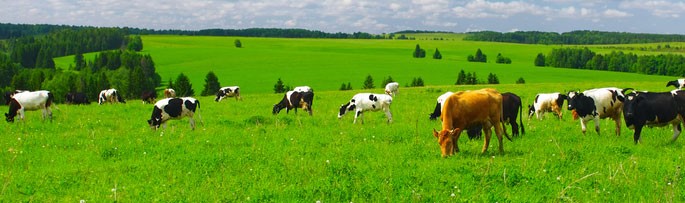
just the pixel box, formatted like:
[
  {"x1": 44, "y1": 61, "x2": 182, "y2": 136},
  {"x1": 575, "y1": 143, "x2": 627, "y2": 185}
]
[{"x1": 5, "y1": 79, "x2": 685, "y2": 156}]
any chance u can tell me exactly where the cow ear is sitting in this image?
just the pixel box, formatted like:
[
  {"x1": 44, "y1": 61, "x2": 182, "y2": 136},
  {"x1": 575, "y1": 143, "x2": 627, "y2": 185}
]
[
  {"x1": 432, "y1": 129, "x2": 439, "y2": 138},
  {"x1": 448, "y1": 128, "x2": 459, "y2": 136}
]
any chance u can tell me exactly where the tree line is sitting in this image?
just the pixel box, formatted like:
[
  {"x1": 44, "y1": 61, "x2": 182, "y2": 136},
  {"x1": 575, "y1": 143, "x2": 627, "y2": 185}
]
[
  {"x1": 538, "y1": 47, "x2": 685, "y2": 76},
  {"x1": 464, "y1": 30, "x2": 685, "y2": 44}
]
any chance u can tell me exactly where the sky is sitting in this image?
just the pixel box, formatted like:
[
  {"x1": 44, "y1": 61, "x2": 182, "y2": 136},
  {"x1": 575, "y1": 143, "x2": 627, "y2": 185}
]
[{"x1": 1, "y1": 0, "x2": 684, "y2": 34}]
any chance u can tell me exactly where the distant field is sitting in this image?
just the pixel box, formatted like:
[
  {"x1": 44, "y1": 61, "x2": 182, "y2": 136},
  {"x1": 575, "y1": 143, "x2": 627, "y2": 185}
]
[{"x1": 54, "y1": 34, "x2": 678, "y2": 94}]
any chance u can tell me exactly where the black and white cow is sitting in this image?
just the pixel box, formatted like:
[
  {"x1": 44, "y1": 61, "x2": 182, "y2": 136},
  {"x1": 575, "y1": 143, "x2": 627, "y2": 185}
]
[
  {"x1": 65, "y1": 92, "x2": 90, "y2": 105},
  {"x1": 5, "y1": 90, "x2": 54, "y2": 122},
  {"x1": 4, "y1": 90, "x2": 27, "y2": 105},
  {"x1": 141, "y1": 91, "x2": 157, "y2": 104},
  {"x1": 567, "y1": 87, "x2": 628, "y2": 136},
  {"x1": 338, "y1": 93, "x2": 392, "y2": 124},
  {"x1": 272, "y1": 90, "x2": 314, "y2": 116},
  {"x1": 666, "y1": 79, "x2": 685, "y2": 90},
  {"x1": 147, "y1": 97, "x2": 200, "y2": 130},
  {"x1": 621, "y1": 90, "x2": 685, "y2": 144},
  {"x1": 528, "y1": 92, "x2": 567, "y2": 120},
  {"x1": 98, "y1": 89, "x2": 125, "y2": 104},
  {"x1": 215, "y1": 86, "x2": 241, "y2": 102}
]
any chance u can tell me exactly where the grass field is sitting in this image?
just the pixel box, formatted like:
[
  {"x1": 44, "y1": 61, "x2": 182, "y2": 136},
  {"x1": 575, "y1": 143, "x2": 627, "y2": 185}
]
[{"x1": 14, "y1": 35, "x2": 685, "y2": 201}]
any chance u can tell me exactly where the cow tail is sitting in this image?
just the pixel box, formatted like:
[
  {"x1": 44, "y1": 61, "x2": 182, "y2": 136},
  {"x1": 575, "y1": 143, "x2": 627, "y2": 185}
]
[
  {"x1": 46, "y1": 92, "x2": 54, "y2": 108},
  {"x1": 519, "y1": 101, "x2": 525, "y2": 135}
]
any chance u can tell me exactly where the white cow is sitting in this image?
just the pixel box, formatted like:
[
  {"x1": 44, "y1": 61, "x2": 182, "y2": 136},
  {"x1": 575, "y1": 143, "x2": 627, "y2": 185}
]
[
  {"x1": 215, "y1": 86, "x2": 241, "y2": 102},
  {"x1": 338, "y1": 93, "x2": 393, "y2": 124},
  {"x1": 528, "y1": 93, "x2": 567, "y2": 120},
  {"x1": 384, "y1": 82, "x2": 399, "y2": 97},
  {"x1": 5, "y1": 90, "x2": 54, "y2": 122},
  {"x1": 148, "y1": 97, "x2": 201, "y2": 130},
  {"x1": 293, "y1": 86, "x2": 313, "y2": 92},
  {"x1": 98, "y1": 89, "x2": 125, "y2": 104}
]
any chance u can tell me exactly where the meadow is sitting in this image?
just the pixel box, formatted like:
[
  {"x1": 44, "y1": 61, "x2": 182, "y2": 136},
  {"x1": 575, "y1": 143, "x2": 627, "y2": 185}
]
[{"x1": 7, "y1": 34, "x2": 685, "y2": 201}]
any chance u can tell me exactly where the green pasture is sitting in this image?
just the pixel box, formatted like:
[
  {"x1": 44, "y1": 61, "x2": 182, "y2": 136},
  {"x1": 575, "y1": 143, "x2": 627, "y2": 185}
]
[
  {"x1": 54, "y1": 34, "x2": 680, "y2": 95},
  {"x1": 2, "y1": 80, "x2": 685, "y2": 201}
]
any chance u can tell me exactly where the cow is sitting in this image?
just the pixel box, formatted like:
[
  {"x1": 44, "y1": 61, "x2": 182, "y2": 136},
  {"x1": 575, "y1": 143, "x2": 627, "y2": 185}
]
[
  {"x1": 621, "y1": 90, "x2": 685, "y2": 144},
  {"x1": 293, "y1": 86, "x2": 313, "y2": 92},
  {"x1": 567, "y1": 87, "x2": 628, "y2": 136},
  {"x1": 5, "y1": 90, "x2": 54, "y2": 122},
  {"x1": 528, "y1": 93, "x2": 567, "y2": 120},
  {"x1": 666, "y1": 79, "x2": 685, "y2": 90},
  {"x1": 272, "y1": 91, "x2": 314, "y2": 116},
  {"x1": 164, "y1": 88, "x2": 176, "y2": 98},
  {"x1": 147, "y1": 97, "x2": 200, "y2": 130},
  {"x1": 141, "y1": 91, "x2": 157, "y2": 104},
  {"x1": 215, "y1": 86, "x2": 241, "y2": 102},
  {"x1": 338, "y1": 93, "x2": 392, "y2": 124},
  {"x1": 432, "y1": 88, "x2": 508, "y2": 156},
  {"x1": 98, "y1": 89, "x2": 125, "y2": 104},
  {"x1": 433, "y1": 92, "x2": 525, "y2": 138},
  {"x1": 385, "y1": 82, "x2": 399, "y2": 97},
  {"x1": 65, "y1": 92, "x2": 90, "y2": 105}
]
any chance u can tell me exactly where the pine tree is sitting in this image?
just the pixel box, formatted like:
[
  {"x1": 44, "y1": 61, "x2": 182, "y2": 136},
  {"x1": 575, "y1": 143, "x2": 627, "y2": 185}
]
[
  {"x1": 201, "y1": 71, "x2": 222, "y2": 96},
  {"x1": 534, "y1": 53, "x2": 546, "y2": 66},
  {"x1": 74, "y1": 52, "x2": 85, "y2": 71},
  {"x1": 234, "y1": 39, "x2": 242, "y2": 48},
  {"x1": 433, "y1": 48, "x2": 442, "y2": 59},
  {"x1": 274, "y1": 78, "x2": 286, "y2": 93},
  {"x1": 456, "y1": 69, "x2": 466, "y2": 85},
  {"x1": 128, "y1": 66, "x2": 146, "y2": 98},
  {"x1": 382, "y1": 76, "x2": 394, "y2": 87},
  {"x1": 174, "y1": 73, "x2": 194, "y2": 96},
  {"x1": 363, "y1": 75, "x2": 375, "y2": 89}
]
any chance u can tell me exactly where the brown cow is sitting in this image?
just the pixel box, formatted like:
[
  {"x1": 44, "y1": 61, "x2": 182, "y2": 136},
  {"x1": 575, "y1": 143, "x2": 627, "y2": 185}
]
[
  {"x1": 432, "y1": 88, "x2": 508, "y2": 156},
  {"x1": 164, "y1": 88, "x2": 176, "y2": 98}
]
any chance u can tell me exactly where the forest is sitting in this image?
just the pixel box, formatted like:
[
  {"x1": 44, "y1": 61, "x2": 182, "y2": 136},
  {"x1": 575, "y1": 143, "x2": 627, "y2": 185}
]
[
  {"x1": 464, "y1": 30, "x2": 685, "y2": 44},
  {"x1": 538, "y1": 47, "x2": 685, "y2": 76}
]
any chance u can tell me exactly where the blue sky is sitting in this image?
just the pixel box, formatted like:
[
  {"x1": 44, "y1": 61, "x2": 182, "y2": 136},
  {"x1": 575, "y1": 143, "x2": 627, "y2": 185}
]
[{"x1": 1, "y1": 0, "x2": 684, "y2": 34}]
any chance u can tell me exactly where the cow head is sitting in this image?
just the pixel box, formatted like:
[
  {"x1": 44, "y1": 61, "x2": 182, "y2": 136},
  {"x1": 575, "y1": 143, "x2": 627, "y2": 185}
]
[
  {"x1": 433, "y1": 128, "x2": 459, "y2": 157},
  {"x1": 5, "y1": 99, "x2": 19, "y2": 123},
  {"x1": 301, "y1": 92, "x2": 314, "y2": 115},
  {"x1": 566, "y1": 91, "x2": 580, "y2": 111},
  {"x1": 338, "y1": 100, "x2": 356, "y2": 118},
  {"x1": 621, "y1": 92, "x2": 639, "y2": 130},
  {"x1": 667, "y1": 80, "x2": 681, "y2": 88},
  {"x1": 215, "y1": 90, "x2": 226, "y2": 102},
  {"x1": 273, "y1": 103, "x2": 286, "y2": 115},
  {"x1": 147, "y1": 106, "x2": 163, "y2": 129},
  {"x1": 527, "y1": 105, "x2": 535, "y2": 119}
]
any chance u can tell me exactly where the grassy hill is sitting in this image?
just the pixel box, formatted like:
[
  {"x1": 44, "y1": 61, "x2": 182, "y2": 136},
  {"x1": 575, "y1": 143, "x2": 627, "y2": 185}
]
[{"x1": 55, "y1": 34, "x2": 678, "y2": 94}]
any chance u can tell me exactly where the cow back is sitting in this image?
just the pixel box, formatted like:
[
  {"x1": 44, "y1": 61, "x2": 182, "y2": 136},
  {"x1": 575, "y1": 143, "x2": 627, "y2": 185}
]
[{"x1": 441, "y1": 89, "x2": 502, "y2": 131}]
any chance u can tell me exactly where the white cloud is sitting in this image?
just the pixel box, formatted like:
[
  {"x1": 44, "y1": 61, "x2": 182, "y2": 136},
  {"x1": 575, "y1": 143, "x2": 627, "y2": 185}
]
[
  {"x1": 620, "y1": 0, "x2": 685, "y2": 18},
  {"x1": 603, "y1": 9, "x2": 631, "y2": 18}
]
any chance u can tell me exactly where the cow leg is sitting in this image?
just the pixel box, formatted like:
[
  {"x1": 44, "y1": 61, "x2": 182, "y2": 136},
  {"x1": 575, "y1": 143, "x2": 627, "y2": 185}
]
[
  {"x1": 593, "y1": 117, "x2": 601, "y2": 135},
  {"x1": 482, "y1": 124, "x2": 492, "y2": 154},
  {"x1": 494, "y1": 121, "x2": 505, "y2": 153},
  {"x1": 354, "y1": 110, "x2": 362, "y2": 124},
  {"x1": 672, "y1": 123, "x2": 682, "y2": 142},
  {"x1": 511, "y1": 120, "x2": 519, "y2": 137},
  {"x1": 453, "y1": 129, "x2": 463, "y2": 153},
  {"x1": 613, "y1": 117, "x2": 621, "y2": 136},
  {"x1": 189, "y1": 117, "x2": 196, "y2": 130},
  {"x1": 633, "y1": 126, "x2": 643, "y2": 144},
  {"x1": 536, "y1": 111, "x2": 542, "y2": 120},
  {"x1": 501, "y1": 120, "x2": 509, "y2": 137},
  {"x1": 384, "y1": 108, "x2": 392, "y2": 123},
  {"x1": 579, "y1": 119, "x2": 588, "y2": 135}
]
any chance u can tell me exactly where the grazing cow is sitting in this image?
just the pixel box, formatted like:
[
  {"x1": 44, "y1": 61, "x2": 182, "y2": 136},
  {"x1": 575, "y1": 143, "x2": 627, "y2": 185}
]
[
  {"x1": 385, "y1": 82, "x2": 399, "y2": 97},
  {"x1": 666, "y1": 79, "x2": 685, "y2": 90},
  {"x1": 5, "y1": 90, "x2": 54, "y2": 122},
  {"x1": 272, "y1": 91, "x2": 314, "y2": 115},
  {"x1": 141, "y1": 91, "x2": 157, "y2": 104},
  {"x1": 4, "y1": 90, "x2": 27, "y2": 105},
  {"x1": 567, "y1": 87, "x2": 628, "y2": 136},
  {"x1": 293, "y1": 86, "x2": 313, "y2": 92},
  {"x1": 148, "y1": 97, "x2": 200, "y2": 130},
  {"x1": 621, "y1": 90, "x2": 685, "y2": 143},
  {"x1": 500, "y1": 92, "x2": 525, "y2": 137},
  {"x1": 98, "y1": 89, "x2": 125, "y2": 104},
  {"x1": 163, "y1": 88, "x2": 176, "y2": 98},
  {"x1": 528, "y1": 93, "x2": 567, "y2": 120},
  {"x1": 432, "y1": 88, "x2": 509, "y2": 156},
  {"x1": 338, "y1": 93, "x2": 392, "y2": 124},
  {"x1": 215, "y1": 86, "x2": 241, "y2": 102},
  {"x1": 65, "y1": 92, "x2": 90, "y2": 105}
]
